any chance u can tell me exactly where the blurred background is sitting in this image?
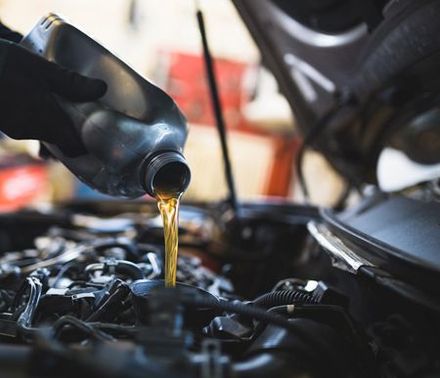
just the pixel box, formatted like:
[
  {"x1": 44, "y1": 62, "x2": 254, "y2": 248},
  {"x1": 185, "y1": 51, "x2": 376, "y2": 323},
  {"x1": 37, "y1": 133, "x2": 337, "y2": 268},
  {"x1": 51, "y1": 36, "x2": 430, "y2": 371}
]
[{"x1": 0, "y1": 0, "x2": 344, "y2": 212}]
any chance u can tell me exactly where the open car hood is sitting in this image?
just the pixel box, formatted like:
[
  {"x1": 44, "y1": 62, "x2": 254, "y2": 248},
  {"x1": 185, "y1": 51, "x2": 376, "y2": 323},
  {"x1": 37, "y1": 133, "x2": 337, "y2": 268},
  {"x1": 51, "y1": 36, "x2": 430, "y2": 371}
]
[
  {"x1": 232, "y1": 0, "x2": 368, "y2": 129},
  {"x1": 232, "y1": 0, "x2": 440, "y2": 187}
]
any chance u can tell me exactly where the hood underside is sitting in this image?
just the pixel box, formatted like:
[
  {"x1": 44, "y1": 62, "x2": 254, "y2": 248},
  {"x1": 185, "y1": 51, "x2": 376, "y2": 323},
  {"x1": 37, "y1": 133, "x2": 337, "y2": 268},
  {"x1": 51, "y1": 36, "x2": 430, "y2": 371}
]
[{"x1": 232, "y1": 0, "x2": 440, "y2": 187}]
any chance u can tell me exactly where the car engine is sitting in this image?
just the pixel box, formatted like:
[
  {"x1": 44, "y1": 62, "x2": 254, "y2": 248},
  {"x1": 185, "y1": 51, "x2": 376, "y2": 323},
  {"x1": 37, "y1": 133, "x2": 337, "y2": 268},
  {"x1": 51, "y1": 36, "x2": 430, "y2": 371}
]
[{"x1": 0, "y1": 196, "x2": 438, "y2": 378}]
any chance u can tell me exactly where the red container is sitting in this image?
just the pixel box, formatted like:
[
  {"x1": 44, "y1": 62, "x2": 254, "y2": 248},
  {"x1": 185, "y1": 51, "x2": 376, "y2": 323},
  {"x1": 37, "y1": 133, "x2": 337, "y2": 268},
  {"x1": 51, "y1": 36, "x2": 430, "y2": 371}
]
[{"x1": 0, "y1": 164, "x2": 48, "y2": 212}]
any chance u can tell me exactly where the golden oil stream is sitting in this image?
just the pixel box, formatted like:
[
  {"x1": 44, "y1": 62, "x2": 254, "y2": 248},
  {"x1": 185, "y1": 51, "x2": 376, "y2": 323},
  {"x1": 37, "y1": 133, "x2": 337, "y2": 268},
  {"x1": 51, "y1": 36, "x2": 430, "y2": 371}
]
[{"x1": 156, "y1": 193, "x2": 181, "y2": 287}]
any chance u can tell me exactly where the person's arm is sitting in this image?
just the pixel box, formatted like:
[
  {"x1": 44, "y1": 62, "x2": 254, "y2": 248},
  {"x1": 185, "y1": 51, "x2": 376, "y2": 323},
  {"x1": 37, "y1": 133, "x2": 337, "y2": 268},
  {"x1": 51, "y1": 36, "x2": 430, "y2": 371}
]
[{"x1": 0, "y1": 38, "x2": 107, "y2": 157}]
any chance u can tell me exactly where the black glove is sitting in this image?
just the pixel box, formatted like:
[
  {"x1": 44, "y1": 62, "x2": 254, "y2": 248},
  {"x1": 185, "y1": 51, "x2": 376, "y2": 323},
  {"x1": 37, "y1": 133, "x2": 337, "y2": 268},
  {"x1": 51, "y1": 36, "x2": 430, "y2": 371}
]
[
  {"x1": 0, "y1": 39, "x2": 107, "y2": 157},
  {"x1": 0, "y1": 22, "x2": 22, "y2": 42}
]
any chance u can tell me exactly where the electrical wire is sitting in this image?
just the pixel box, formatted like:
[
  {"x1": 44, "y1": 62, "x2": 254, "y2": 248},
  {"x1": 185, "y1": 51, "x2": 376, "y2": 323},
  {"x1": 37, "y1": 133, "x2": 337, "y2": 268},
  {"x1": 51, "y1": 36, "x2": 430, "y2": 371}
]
[
  {"x1": 296, "y1": 95, "x2": 356, "y2": 203},
  {"x1": 296, "y1": 106, "x2": 345, "y2": 202}
]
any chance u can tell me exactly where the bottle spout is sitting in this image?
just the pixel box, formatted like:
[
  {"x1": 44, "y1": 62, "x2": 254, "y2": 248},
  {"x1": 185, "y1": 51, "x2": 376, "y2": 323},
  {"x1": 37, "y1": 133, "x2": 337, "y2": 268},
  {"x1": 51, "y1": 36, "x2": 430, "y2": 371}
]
[{"x1": 143, "y1": 152, "x2": 191, "y2": 197}]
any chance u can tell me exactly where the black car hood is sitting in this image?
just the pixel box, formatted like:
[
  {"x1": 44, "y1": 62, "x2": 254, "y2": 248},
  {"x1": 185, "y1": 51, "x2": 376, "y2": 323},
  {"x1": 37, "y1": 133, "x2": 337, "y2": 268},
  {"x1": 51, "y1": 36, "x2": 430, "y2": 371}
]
[
  {"x1": 232, "y1": 0, "x2": 440, "y2": 185},
  {"x1": 232, "y1": 0, "x2": 368, "y2": 128}
]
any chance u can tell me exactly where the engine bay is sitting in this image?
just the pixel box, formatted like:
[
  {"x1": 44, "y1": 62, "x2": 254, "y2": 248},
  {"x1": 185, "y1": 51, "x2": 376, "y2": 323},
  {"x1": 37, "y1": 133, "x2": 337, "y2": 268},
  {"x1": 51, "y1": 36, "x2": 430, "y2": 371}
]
[{"x1": 0, "y1": 198, "x2": 438, "y2": 378}]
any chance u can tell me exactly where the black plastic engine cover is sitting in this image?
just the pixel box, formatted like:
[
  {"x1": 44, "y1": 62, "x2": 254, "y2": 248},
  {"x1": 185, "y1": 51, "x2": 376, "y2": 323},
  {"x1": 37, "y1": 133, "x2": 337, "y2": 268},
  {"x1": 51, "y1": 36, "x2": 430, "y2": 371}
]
[{"x1": 321, "y1": 195, "x2": 440, "y2": 289}]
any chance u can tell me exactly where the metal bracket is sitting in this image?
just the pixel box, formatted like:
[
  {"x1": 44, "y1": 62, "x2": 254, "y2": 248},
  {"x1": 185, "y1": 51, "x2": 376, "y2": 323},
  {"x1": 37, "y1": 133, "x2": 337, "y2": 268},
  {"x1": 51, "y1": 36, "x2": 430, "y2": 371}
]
[{"x1": 308, "y1": 221, "x2": 374, "y2": 274}]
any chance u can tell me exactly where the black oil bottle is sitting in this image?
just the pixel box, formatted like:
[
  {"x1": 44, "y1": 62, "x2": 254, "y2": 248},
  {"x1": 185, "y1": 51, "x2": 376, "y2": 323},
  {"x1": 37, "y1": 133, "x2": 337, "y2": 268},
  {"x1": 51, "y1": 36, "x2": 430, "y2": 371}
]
[{"x1": 21, "y1": 13, "x2": 190, "y2": 198}]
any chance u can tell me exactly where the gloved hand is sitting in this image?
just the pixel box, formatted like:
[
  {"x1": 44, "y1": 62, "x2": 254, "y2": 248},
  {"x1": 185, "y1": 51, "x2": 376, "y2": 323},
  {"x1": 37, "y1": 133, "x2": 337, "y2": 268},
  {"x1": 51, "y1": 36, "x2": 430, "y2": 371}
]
[
  {"x1": 0, "y1": 39, "x2": 107, "y2": 157},
  {"x1": 0, "y1": 22, "x2": 22, "y2": 43}
]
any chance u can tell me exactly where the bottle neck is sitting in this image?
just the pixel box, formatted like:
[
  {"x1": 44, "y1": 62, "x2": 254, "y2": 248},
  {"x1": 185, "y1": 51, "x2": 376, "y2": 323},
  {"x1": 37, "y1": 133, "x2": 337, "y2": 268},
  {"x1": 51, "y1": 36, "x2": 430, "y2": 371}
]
[{"x1": 142, "y1": 151, "x2": 191, "y2": 197}]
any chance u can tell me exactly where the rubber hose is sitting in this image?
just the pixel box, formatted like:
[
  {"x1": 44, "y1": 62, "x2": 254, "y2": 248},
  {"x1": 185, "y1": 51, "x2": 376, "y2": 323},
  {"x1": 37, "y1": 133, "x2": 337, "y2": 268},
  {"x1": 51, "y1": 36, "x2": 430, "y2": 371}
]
[
  {"x1": 115, "y1": 261, "x2": 144, "y2": 281},
  {"x1": 253, "y1": 290, "x2": 318, "y2": 308}
]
